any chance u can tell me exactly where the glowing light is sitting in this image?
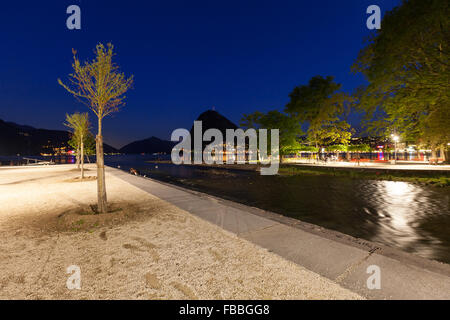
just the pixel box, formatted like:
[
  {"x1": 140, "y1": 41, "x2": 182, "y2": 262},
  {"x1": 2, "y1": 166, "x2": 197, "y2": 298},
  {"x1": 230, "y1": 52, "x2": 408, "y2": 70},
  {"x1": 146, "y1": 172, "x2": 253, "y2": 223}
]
[
  {"x1": 385, "y1": 180, "x2": 410, "y2": 196},
  {"x1": 380, "y1": 181, "x2": 419, "y2": 237}
]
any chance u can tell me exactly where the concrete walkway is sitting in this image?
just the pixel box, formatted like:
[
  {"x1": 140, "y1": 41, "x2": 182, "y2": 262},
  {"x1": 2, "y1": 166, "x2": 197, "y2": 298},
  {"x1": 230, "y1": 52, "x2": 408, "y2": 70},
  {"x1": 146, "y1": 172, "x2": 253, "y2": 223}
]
[
  {"x1": 108, "y1": 166, "x2": 450, "y2": 299},
  {"x1": 286, "y1": 160, "x2": 450, "y2": 172}
]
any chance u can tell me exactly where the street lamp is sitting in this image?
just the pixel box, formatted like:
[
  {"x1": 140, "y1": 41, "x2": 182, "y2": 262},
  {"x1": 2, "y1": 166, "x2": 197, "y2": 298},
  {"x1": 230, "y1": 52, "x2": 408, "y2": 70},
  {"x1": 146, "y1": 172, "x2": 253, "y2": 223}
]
[{"x1": 391, "y1": 134, "x2": 399, "y2": 164}]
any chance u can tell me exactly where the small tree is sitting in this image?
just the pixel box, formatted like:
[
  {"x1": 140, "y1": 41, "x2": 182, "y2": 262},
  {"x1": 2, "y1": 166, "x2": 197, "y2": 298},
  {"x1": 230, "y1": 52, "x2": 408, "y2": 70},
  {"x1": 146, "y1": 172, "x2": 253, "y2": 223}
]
[
  {"x1": 347, "y1": 144, "x2": 371, "y2": 166},
  {"x1": 58, "y1": 43, "x2": 133, "y2": 213},
  {"x1": 64, "y1": 113, "x2": 90, "y2": 179},
  {"x1": 326, "y1": 144, "x2": 348, "y2": 161},
  {"x1": 69, "y1": 132, "x2": 96, "y2": 158}
]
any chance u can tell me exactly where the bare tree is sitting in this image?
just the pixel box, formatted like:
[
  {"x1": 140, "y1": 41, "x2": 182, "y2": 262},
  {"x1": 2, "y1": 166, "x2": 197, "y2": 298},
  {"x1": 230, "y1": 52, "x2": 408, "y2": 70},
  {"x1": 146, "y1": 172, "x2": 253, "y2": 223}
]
[
  {"x1": 58, "y1": 43, "x2": 133, "y2": 213},
  {"x1": 64, "y1": 112, "x2": 90, "y2": 179}
]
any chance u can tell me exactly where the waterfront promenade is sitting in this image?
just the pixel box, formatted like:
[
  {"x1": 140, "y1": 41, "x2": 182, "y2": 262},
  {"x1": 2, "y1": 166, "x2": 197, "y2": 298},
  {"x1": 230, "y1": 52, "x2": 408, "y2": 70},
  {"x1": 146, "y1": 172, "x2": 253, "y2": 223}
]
[
  {"x1": 0, "y1": 164, "x2": 360, "y2": 299},
  {"x1": 0, "y1": 164, "x2": 448, "y2": 299},
  {"x1": 285, "y1": 160, "x2": 450, "y2": 171},
  {"x1": 108, "y1": 166, "x2": 450, "y2": 299}
]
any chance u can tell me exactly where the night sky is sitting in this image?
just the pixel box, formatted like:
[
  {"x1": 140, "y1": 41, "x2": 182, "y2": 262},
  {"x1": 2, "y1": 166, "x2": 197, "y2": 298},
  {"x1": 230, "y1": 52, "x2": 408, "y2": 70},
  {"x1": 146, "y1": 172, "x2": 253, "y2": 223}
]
[{"x1": 0, "y1": 0, "x2": 400, "y2": 148}]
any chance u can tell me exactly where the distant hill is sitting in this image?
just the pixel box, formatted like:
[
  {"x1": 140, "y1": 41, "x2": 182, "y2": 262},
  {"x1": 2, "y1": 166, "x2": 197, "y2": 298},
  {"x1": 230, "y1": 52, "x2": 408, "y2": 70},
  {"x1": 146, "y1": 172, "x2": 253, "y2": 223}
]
[
  {"x1": 119, "y1": 110, "x2": 237, "y2": 154},
  {"x1": 0, "y1": 118, "x2": 118, "y2": 156},
  {"x1": 0, "y1": 110, "x2": 238, "y2": 156},
  {"x1": 119, "y1": 136, "x2": 175, "y2": 154},
  {"x1": 189, "y1": 110, "x2": 238, "y2": 149},
  {"x1": 190, "y1": 110, "x2": 238, "y2": 134}
]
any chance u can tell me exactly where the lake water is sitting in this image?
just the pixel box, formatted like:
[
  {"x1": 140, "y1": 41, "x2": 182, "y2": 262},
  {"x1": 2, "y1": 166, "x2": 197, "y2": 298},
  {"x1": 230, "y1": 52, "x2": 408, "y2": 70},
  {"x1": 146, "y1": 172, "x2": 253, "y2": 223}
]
[{"x1": 104, "y1": 154, "x2": 450, "y2": 264}]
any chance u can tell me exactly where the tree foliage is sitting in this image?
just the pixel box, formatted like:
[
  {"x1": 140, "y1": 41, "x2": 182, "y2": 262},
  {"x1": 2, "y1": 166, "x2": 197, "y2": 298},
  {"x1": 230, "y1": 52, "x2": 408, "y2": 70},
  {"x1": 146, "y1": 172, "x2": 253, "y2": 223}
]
[
  {"x1": 326, "y1": 144, "x2": 348, "y2": 152},
  {"x1": 353, "y1": 0, "x2": 449, "y2": 149},
  {"x1": 64, "y1": 112, "x2": 90, "y2": 146},
  {"x1": 68, "y1": 131, "x2": 95, "y2": 155},
  {"x1": 241, "y1": 110, "x2": 302, "y2": 155},
  {"x1": 58, "y1": 44, "x2": 134, "y2": 126},
  {"x1": 64, "y1": 112, "x2": 90, "y2": 178},
  {"x1": 285, "y1": 76, "x2": 353, "y2": 148},
  {"x1": 241, "y1": 76, "x2": 353, "y2": 156},
  {"x1": 347, "y1": 144, "x2": 372, "y2": 153}
]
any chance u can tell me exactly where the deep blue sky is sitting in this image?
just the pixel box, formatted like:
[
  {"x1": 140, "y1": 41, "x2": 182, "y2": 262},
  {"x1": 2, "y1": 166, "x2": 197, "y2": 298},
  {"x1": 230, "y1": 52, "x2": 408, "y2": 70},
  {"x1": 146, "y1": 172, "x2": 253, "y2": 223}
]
[{"x1": 0, "y1": 0, "x2": 400, "y2": 148}]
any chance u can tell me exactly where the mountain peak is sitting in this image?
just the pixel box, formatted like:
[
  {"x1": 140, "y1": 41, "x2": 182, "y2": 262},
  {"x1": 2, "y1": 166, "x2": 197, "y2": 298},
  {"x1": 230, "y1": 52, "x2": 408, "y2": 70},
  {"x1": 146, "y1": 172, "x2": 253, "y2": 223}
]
[{"x1": 190, "y1": 110, "x2": 238, "y2": 134}]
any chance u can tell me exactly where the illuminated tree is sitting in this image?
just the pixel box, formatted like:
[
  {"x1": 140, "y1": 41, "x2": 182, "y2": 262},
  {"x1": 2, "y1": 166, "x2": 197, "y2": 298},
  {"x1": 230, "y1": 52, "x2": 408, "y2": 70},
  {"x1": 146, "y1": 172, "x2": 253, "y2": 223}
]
[
  {"x1": 353, "y1": 0, "x2": 449, "y2": 158},
  {"x1": 241, "y1": 110, "x2": 302, "y2": 157},
  {"x1": 68, "y1": 132, "x2": 96, "y2": 158},
  {"x1": 58, "y1": 43, "x2": 133, "y2": 213},
  {"x1": 347, "y1": 144, "x2": 371, "y2": 166},
  {"x1": 285, "y1": 76, "x2": 353, "y2": 153},
  {"x1": 64, "y1": 112, "x2": 90, "y2": 179},
  {"x1": 326, "y1": 144, "x2": 348, "y2": 161}
]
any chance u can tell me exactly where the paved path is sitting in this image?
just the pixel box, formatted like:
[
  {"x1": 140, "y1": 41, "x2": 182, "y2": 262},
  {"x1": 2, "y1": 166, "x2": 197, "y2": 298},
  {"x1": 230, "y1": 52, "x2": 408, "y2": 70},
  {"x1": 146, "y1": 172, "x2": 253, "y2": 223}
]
[
  {"x1": 286, "y1": 161, "x2": 450, "y2": 171},
  {"x1": 108, "y1": 166, "x2": 450, "y2": 299}
]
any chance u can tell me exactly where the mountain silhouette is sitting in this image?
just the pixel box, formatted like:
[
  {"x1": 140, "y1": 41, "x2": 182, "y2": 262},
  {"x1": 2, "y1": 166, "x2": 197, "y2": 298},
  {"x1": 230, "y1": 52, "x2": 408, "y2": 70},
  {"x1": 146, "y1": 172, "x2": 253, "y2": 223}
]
[
  {"x1": 190, "y1": 110, "x2": 238, "y2": 135},
  {"x1": 119, "y1": 136, "x2": 175, "y2": 154},
  {"x1": 189, "y1": 110, "x2": 238, "y2": 150},
  {"x1": 0, "y1": 118, "x2": 117, "y2": 156}
]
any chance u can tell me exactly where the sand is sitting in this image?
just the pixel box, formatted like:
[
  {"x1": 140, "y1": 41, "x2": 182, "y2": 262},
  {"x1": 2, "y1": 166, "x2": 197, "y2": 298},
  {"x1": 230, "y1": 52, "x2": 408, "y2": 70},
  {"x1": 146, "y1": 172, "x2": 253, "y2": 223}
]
[{"x1": 0, "y1": 164, "x2": 362, "y2": 299}]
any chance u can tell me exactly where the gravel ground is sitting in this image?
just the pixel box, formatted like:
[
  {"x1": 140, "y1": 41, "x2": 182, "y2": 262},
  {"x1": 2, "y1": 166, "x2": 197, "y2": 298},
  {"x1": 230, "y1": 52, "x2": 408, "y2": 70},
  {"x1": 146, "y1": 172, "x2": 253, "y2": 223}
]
[{"x1": 0, "y1": 164, "x2": 362, "y2": 299}]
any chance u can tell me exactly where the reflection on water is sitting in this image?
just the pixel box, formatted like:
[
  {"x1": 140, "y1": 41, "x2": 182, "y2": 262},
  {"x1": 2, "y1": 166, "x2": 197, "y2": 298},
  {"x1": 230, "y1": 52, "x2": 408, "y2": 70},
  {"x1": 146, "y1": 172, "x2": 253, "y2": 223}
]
[
  {"x1": 105, "y1": 155, "x2": 450, "y2": 264},
  {"x1": 364, "y1": 181, "x2": 448, "y2": 261}
]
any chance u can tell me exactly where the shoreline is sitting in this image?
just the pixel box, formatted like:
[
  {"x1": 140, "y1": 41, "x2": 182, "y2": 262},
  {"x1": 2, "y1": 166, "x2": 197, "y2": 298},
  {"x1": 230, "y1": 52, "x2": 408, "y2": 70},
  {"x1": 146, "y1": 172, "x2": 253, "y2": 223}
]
[
  {"x1": 280, "y1": 164, "x2": 450, "y2": 187},
  {"x1": 120, "y1": 165, "x2": 450, "y2": 268},
  {"x1": 144, "y1": 160, "x2": 450, "y2": 187},
  {"x1": 108, "y1": 166, "x2": 450, "y2": 299},
  {"x1": 0, "y1": 164, "x2": 449, "y2": 299}
]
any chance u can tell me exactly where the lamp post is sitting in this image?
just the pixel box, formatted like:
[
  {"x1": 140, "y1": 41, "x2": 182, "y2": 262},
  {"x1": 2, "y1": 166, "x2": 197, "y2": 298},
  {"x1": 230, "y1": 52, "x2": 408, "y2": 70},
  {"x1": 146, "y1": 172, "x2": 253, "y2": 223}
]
[{"x1": 391, "y1": 134, "x2": 399, "y2": 164}]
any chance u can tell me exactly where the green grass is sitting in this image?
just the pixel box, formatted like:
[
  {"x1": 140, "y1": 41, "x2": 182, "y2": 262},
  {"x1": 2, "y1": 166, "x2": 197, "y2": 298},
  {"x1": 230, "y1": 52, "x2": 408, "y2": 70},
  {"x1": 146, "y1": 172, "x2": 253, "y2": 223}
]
[{"x1": 278, "y1": 165, "x2": 450, "y2": 187}]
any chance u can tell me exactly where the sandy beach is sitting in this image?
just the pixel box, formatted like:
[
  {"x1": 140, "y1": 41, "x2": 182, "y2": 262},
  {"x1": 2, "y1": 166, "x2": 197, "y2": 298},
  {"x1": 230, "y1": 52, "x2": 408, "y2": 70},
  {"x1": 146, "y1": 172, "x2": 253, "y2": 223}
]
[{"x1": 0, "y1": 164, "x2": 362, "y2": 299}]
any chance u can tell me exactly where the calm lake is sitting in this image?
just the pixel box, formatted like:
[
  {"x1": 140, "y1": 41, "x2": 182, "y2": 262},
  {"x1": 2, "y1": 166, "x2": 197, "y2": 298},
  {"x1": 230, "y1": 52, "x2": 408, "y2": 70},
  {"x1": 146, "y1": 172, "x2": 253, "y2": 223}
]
[{"x1": 104, "y1": 154, "x2": 450, "y2": 265}]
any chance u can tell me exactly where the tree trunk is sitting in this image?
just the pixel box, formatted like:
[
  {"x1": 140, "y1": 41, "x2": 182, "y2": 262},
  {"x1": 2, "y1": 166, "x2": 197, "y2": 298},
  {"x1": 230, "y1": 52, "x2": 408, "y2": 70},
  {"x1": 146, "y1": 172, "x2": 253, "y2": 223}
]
[
  {"x1": 80, "y1": 134, "x2": 84, "y2": 180},
  {"x1": 76, "y1": 146, "x2": 81, "y2": 169},
  {"x1": 431, "y1": 148, "x2": 437, "y2": 161},
  {"x1": 315, "y1": 141, "x2": 319, "y2": 163},
  {"x1": 439, "y1": 145, "x2": 447, "y2": 162},
  {"x1": 96, "y1": 119, "x2": 107, "y2": 213}
]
